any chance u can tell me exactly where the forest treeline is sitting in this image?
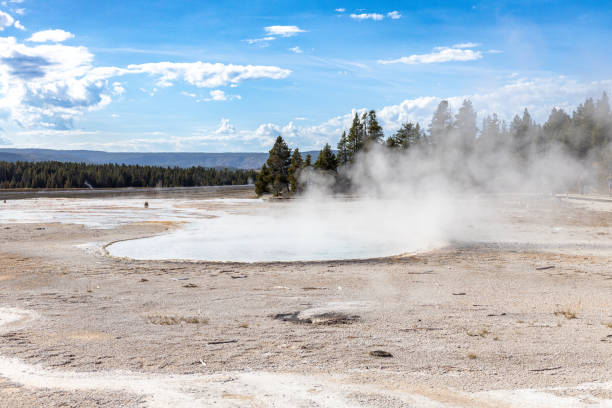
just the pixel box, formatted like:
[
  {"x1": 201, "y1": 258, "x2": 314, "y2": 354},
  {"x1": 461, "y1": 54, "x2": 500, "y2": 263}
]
[
  {"x1": 0, "y1": 161, "x2": 257, "y2": 189},
  {"x1": 255, "y1": 93, "x2": 612, "y2": 196}
]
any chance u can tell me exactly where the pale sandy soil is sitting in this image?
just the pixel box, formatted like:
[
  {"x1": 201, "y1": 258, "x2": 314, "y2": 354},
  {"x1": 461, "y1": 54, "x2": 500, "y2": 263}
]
[{"x1": 0, "y1": 186, "x2": 611, "y2": 407}]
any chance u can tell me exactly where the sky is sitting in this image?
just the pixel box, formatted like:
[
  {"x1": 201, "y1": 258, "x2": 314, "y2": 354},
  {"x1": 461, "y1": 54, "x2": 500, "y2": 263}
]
[{"x1": 0, "y1": 0, "x2": 610, "y2": 152}]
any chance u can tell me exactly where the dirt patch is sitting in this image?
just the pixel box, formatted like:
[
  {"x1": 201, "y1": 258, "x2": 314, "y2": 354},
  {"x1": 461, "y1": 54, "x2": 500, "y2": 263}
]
[
  {"x1": 145, "y1": 315, "x2": 208, "y2": 325},
  {"x1": 273, "y1": 311, "x2": 360, "y2": 325}
]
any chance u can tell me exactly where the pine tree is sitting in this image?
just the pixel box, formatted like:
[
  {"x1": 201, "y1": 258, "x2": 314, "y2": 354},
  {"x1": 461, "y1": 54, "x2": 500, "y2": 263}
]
[
  {"x1": 288, "y1": 148, "x2": 303, "y2": 193},
  {"x1": 314, "y1": 143, "x2": 338, "y2": 171},
  {"x1": 303, "y1": 154, "x2": 312, "y2": 167},
  {"x1": 265, "y1": 135, "x2": 291, "y2": 196},
  {"x1": 336, "y1": 131, "x2": 349, "y2": 166},
  {"x1": 510, "y1": 108, "x2": 536, "y2": 160},
  {"x1": 454, "y1": 99, "x2": 477, "y2": 154},
  {"x1": 254, "y1": 164, "x2": 270, "y2": 196},
  {"x1": 387, "y1": 122, "x2": 421, "y2": 149},
  {"x1": 365, "y1": 110, "x2": 383, "y2": 147},
  {"x1": 346, "y1": 113, "x2": 363, "y2": 161},
  {"x1": 429, "y1": 100, "x2": 453, "y2": 148}
]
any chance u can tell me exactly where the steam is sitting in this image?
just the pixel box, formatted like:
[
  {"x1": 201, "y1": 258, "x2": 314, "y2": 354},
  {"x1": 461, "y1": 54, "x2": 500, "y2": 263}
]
[{"x1": 110, "y1": 96, "x2": 611, "y2": 262}]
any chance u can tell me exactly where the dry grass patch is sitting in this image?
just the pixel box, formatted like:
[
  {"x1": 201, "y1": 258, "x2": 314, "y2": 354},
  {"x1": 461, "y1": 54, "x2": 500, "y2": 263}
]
[
  {"x1": 467, "y1": 353, "x2": 477, "y2": 359},
  {"x1": 146, "y1": 314, "x2": 208, "y2": 325},
  {"x1": 555, "y1": 309, "x2": 576, "y2": 320},
  {"x1": 554, "y1": 300, "x2": 581, "y2": 320},
  {"x1": 467, "y1": 328, "x2": 490, "y2": 337}
]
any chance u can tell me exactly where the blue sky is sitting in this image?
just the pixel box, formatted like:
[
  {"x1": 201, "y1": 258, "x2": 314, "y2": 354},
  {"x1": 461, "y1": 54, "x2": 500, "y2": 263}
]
[{"x1": 0, "y1": 0, "x2": 610, "y2": 152}]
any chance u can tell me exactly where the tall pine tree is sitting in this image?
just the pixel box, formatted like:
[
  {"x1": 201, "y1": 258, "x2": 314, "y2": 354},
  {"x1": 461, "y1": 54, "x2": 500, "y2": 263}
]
[{"x1": 288, "y1": 148, "x2": 303, "y2": 193}]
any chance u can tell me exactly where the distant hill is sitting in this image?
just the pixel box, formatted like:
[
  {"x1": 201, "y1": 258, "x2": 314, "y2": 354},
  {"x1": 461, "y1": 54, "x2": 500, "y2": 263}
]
[{"x1": 0, "y1": 148, "x2": 321, "y2": 169}]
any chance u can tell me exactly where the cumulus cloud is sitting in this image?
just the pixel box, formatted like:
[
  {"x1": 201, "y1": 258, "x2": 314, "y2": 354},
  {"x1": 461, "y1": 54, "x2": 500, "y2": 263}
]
[
  {"x1": 205, "y1": 89, "x2": 241, "y2": 101},
  {"x1": 203, "y1": 76, "x2": 612, "y2": 151},
  {"x1": 0, "y1": 35, "x2": 290, "y2": 131},
  {"x1": 0, "y1": 134, "x2": 11, "y2": 145},
  {"x1": 27, "y1": 29, "x2": 75, "y2": 43},
  {"x1": 0, "y1": 36, "x2": 121, "y2": 129},
  {"x1": 289, "y1": 46, "x2": 303, "y2": 54},
  {"x1": 127, "y1": 62, "x2": 290, "y2": 88},
  {"x1": 264, "y1": 25, "x2": 305, "y2": 37},
  {"x1": 215, "y1": 118, "x2": 235, "y2": 134},
  {"x1": 20, "y1": 74, "x2": 611, "y2": 153},
  {"x1": 350, "y1": 13, "x2": 384, "y2": 21},
  {"x1": 387, "y1": 11, "x2": 401, "y2": 19},
  {"x1": 335, "y1": 8, "x2": 345, "y2": 12},
  {"x1": 0, "y1": 10, "x2": 17, "y2": 30},
  {"x1": 112, "y1": 82, "x2": 125, "y2": 95},
  {"x1": 377, "y1": 77, "x2": 612, "y2": 132},
  {"x1": 378, "y1": 44, "x2": 483, "y2": 64}
]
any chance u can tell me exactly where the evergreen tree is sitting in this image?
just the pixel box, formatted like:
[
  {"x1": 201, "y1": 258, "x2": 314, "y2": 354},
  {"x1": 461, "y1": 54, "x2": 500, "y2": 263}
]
[
  {"x1": 510, "y1": 108, "x2": 536, "y2": 159},
  {"x1": 314, "y1": 143, "x2": 338, "y2": 171},
  {"x1": 303, "y1": 154, "x2": 312, "y2": 167},
  {"x1": 288, "y1": 148, "x2": 303, "y2": 193},
  {"x1": 265, "y1": 135, "x2": 291, "y2": 196},
  {"x1": 429, "y1": 100, "x2": 453, "y2": 148},
  {"x1": 336, "y1": 131, "x2": 349, "y2": 166},
  {"x1": 387, "y1": 122, "x2": 421, "y2": 149},
  {"x1": 454, "y1": 99, "x2": 477, "y2": 154},
  {"x1": 346, "y1": 113, "x2": 363, "y2": 161},
  {"x1": 543, "y1": 108, "x2": 571, "y2": 147},
  {"x1": 365, "y1": 110, "x2": 384, "y2": 147},
  {"x1": 255, "y1": 164, "x2": 270, "y2": 196}
]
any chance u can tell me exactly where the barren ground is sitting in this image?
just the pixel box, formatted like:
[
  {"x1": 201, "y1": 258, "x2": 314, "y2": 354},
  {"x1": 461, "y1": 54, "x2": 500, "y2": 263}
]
[{"x1": 0, "y1": 186, "x2": 611, "y2": 407}]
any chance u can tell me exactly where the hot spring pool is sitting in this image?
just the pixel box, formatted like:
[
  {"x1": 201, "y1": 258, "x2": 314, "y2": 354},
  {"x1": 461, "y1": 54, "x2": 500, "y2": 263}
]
[{"x1": 107, "y1": 199, "x2": 447, "y2": 262}]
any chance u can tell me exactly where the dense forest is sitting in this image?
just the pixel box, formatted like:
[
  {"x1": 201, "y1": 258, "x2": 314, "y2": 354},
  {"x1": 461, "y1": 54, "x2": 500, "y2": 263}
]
[
  {"x1": 0, "y1": 161, "x2": 257, "y2": 189},
  {"x1": 256, "y1": 93, "x2": 612, "y2": 196}
]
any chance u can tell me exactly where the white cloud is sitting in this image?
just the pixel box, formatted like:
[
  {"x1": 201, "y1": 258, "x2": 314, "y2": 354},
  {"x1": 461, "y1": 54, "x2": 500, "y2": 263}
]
[
  {"x1": 0, "y1": 36, "x2": 120, "y2": 129},
  {"x1": 209, "y1": 76, "x2": 612, "y2": 151},
  {"x1": 387, "y1": 11, "x2": 401, "y2": 19},
  {"x1": 0, "y1": 134, "x2": 11, "y2": 145},
  {"x1": 453, "y1": 42, "x2": 480, "y2": 49},
  {"x1": 378, "y1": 45, "x2": 483, "y2": 64},
  {"x1": 127, "y1": 62, "x2": 291, "y2": 88},
  {"x1": 264, "y1": 25, "x2": 305, "y2": 37},
  {"x1": 0, "y1": 11, "x2": 15, "y2": 30},
  {"x1": 16, "y1": 129, "x2": 98, "y2": 137},
  {"x1": 350, "y1": 13, "x2": 384, "y2": 21},
  {"x1": 335, "y1": 8, "x2": 345, "y2": 12},
  {"x1": 27, "y1": 29, "x2": 75, "y2": 43},
  {"x1": 377, "y1": 76, "x2": 612, "y2": 132},
  {"x1": 215, "y1": 118, "x2": 235, "y2": 134},
  {"x1": 11, "y1": 75, "x2": 612, "y2": 153},
  {"x1": 0, "y1": 35, "x2": 290, "y2": 132},
  {"x1": 245, "y1": 36, "x2": 275, "y2": 45},
  {"x1": 14, "y1": 8, "x2": 25, "y2": 16},
  {"x1": 205, "y1": 89, "x2": 241, "y2": 102},
  {"x1": 289, "y1": 46, "x2": 303, "y2": 54},
  {"x1": 112, "y1": 82, "x2": 125, "y2": 95},
  {"x1": 181, "y1": 91, "x2": 196, "y2": 98},
  {"x1": 13, "y1": 20, "x2": 23, "y2": 30}
]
